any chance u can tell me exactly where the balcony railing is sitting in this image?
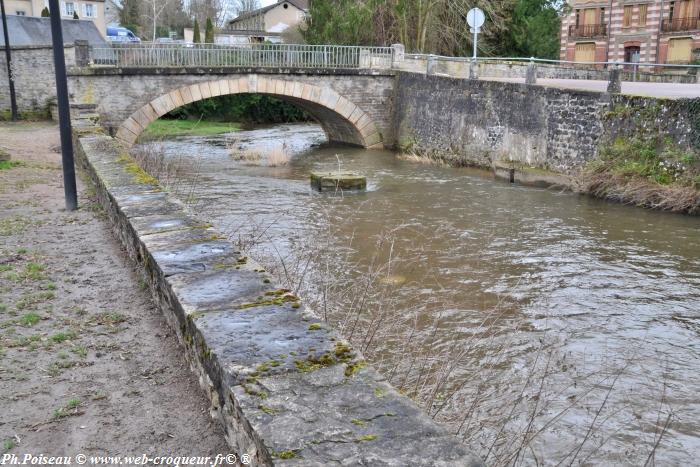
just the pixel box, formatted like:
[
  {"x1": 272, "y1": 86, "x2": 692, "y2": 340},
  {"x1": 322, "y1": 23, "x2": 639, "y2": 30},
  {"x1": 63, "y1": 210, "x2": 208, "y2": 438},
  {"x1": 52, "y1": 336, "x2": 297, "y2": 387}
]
[
  {"x1": 568, "y1": 24, "x2": 607, "y2": 38},
  {"x1": 661, "y1": 17, "x2": 700, "y2": 32}
]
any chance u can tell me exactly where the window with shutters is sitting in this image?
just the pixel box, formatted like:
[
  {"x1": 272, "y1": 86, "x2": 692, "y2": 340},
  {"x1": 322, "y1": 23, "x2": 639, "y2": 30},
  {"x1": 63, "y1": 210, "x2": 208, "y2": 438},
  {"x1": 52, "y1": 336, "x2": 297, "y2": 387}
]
[
  {"x1": 623, "y1": 5, "x2": 633, "y2": 27},
  {"x1": 668, "y1": 37, "x2": 693, "y2": 63},
  {"x1": 575, "y1": 42, "x2": 596, "y2": 62},
  {"x1": 639, "y1": 4, "x2": 648, "y2": 26}
]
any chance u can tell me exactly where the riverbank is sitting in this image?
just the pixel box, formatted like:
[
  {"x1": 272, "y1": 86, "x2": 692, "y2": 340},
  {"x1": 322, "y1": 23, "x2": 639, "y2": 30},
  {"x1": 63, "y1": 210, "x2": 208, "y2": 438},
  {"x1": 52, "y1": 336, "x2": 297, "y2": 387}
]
[
  {"x1": 399, "y1": 146, "x2": 700, "y2": 215},
  {"x1": 0, "y1": 122, "x2": 228, "y2": 457},
  {"x1": 139, "y1": 119, "x2": 240, "y2": 141}
]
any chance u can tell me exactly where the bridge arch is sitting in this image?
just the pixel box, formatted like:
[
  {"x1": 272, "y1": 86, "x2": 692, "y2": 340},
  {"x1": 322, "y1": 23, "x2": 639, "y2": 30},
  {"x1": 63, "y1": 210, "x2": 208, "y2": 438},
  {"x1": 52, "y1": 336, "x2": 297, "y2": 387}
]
[{"x1": 115, "y1": 75, "x2": 383, "y2": 149}]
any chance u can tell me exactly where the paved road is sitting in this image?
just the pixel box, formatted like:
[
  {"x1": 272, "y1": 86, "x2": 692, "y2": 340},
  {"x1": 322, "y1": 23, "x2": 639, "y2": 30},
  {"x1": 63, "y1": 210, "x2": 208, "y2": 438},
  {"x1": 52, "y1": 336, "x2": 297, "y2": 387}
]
[{"x1": 486, "y1": 77, "x2": 700, "y2": 98}]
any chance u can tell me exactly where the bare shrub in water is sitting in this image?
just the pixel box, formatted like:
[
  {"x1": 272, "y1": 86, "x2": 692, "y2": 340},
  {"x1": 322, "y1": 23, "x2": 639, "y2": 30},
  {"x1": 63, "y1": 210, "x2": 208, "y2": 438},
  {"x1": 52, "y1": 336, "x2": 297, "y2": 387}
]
[
  {"x1": 266, "y1": 143, "x2": 291, "y2": 167},
  {"x1": 129, "y1": 142, "x2": 204, "y2": 205},
  {"x1": 226, "y1": 137, "x2": 262, "y2": 165}
]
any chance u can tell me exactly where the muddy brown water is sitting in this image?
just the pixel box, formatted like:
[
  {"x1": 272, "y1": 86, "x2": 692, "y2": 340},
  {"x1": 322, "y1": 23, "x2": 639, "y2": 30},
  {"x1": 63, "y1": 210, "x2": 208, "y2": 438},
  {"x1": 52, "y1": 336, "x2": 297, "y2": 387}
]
[{"x1": 137, "y1": 123, "x2": 700, "y2": 466}]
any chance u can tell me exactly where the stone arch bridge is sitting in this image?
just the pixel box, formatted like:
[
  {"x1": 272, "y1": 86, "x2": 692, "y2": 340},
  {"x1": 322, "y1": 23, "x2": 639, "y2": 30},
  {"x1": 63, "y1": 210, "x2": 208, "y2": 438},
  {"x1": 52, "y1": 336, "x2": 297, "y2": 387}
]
[{"x1": 67, "y1": 68, "x2": 396, "y2": 149}]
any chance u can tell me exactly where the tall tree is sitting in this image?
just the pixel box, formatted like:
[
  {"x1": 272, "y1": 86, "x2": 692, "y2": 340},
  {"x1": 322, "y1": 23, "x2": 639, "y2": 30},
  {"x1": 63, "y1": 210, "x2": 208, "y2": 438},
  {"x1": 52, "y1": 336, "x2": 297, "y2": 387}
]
[
  {"x1": 193, "y1": 19, "x2": 202, "y2": 43},
  {"x1": 205, "y1": 17, "x2": 215, "y2": 43},
  {"x1": 303, "y1": 0, "x2": 562, "y2": 58},
  {"x1": 119, "y1": 0, "x2": 142, "y2": 35}
]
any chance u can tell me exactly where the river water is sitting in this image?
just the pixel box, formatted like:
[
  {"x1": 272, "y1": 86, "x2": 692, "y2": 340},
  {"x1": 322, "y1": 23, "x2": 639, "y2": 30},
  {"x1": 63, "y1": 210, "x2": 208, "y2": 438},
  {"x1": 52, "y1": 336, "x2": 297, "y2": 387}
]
[{"x1": 137, "y1": 123, "x2": 700, "y2": 466}]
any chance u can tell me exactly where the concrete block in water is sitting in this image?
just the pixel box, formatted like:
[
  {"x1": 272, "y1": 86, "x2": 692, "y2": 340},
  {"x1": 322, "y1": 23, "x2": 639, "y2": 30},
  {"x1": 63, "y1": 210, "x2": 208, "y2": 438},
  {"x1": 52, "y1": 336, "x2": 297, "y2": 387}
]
[{"x1": 310, "y1": 172, "x2": 367, "y2": 191}]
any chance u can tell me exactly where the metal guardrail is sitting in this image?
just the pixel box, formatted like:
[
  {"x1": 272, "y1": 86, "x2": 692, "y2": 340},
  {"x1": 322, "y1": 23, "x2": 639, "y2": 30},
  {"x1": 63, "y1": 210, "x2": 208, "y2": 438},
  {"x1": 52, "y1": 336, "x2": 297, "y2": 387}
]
[
  {"x1": 90, "y1": 43, "x2": 394, "y2": 69},
  {"x1": 402, "y1": 54, "x2": 700, "y2": 70}
]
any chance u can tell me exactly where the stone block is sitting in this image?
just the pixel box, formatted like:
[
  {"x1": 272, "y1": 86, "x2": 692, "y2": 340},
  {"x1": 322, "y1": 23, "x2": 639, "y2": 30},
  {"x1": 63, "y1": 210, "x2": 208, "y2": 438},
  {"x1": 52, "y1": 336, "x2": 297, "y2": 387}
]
[
  {"x1": 180, "y1": 86, "x2": 194, "y2": 105},
  {"x1": 292, "y1": 82, "x2": 304, "y2": 98},
  {"x1": 238, "y1": 77, "x2": 249, "y2": 94},
  {"x1": 169, "y1": 89, "x2": 185, "y2": 109},
  {"x1": 228, "y1": 79, "x2": 240, "y2": 95},
  {"x1": 247, "y1": 74, "x2": 258, "y2": 92},
  {"x1": 199, "y1": 82, "x2": 213, "y2": 99},
  {"x1": 122, "y1": 117, "x2": 143, "y2": 136},
  {"x1": 208, "y1": 80, "x2": 221, "y2": 97},
  {"x1": 257, "y1": 77, "x2": 269, "y2": 94},
  {"x1": 284, "y1": 80, "x2": 295, "y2": 96},
  {"x1": 189, "y1": 84, "x2": 203, "y2": 102}
]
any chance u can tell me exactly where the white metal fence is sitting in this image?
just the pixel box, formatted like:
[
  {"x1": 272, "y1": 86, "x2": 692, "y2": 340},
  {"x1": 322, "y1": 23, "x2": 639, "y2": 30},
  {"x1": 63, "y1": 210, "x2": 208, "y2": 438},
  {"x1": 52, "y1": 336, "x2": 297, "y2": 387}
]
[
  {"x1": 90, "y1": 43, "x2": 395, "y2": 69},
  {"x1": 398, "y1": 53, "x2": 700, "y2": 82}
]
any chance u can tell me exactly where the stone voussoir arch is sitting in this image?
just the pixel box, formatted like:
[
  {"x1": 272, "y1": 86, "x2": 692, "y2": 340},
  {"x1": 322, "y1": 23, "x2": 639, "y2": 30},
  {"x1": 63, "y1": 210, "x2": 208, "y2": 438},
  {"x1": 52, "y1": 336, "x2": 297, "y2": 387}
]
[{"x1": 115, "y1": 75, "x2": 383, "y2": 149}]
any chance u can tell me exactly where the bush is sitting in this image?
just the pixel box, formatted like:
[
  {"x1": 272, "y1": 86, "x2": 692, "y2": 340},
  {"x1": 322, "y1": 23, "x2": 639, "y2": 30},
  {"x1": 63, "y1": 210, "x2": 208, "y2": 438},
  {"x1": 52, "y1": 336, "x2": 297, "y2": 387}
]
[{"x1": 166, "y1": 94, "x2": 309, "y2": 124}]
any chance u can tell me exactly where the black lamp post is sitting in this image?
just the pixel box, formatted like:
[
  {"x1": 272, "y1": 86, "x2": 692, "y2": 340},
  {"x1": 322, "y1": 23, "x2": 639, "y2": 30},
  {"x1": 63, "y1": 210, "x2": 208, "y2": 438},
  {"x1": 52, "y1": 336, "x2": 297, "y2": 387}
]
[
  {"x1": 48, "y1": 0, "x2": 78, "y2": 211},
  {"x1": 1, "y1": 0, "x2": 18, "y2": 121}
]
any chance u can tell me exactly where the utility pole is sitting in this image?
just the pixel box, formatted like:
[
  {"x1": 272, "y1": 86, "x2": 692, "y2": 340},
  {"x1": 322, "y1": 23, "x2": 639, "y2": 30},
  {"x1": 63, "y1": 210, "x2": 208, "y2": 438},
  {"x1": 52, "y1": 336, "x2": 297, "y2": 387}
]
[
  {"x1": 1, "y1": 0, "x2": 18, "y2": 120},
  {"x1": 48, "y1": 0, "x2": 78, "y2": 210}
]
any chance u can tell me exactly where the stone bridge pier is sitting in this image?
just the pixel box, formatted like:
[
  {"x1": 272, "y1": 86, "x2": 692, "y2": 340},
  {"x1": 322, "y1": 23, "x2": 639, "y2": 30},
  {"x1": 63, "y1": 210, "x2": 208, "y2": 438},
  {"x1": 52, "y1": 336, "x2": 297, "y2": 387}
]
[{"x1": 66, "y1": 68, "x2": 396, "y2": 149}]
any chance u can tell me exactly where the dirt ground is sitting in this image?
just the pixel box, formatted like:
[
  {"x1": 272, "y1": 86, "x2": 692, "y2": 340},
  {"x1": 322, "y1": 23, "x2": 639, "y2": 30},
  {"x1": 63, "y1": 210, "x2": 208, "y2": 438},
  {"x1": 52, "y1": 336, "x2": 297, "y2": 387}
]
[{"x1": 0, "y1": 122, "x2": 229, "y2": 460}]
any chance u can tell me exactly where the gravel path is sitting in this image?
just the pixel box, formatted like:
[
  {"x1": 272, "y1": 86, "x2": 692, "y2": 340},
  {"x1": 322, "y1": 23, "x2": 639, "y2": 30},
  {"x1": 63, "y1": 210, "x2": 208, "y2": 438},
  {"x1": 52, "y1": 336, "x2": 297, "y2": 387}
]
[{"x1": 0, "y1": 122, "x2": 229, "y2": 460}]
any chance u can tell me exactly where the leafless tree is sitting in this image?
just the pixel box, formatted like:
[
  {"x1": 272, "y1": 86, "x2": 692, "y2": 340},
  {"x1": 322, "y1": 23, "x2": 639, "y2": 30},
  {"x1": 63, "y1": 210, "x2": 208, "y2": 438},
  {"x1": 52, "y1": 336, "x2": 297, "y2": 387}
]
[
  {"x1": 142, "y1": 0, "x2": 176, "y2": 41},
  {"x1": 234, "y1": 0, "x2": 261, "y2": 14}
]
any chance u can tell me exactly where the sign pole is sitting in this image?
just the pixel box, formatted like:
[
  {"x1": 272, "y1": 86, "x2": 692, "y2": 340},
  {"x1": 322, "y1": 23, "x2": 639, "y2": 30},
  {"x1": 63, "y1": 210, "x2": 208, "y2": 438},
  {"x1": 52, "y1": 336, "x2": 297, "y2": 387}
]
[
  {"x1": 48, "y1": 0, "x2": 78, "y2": 210},
  {"x1": 1, "y1": 0, "x2": 18, "y2": 121}
]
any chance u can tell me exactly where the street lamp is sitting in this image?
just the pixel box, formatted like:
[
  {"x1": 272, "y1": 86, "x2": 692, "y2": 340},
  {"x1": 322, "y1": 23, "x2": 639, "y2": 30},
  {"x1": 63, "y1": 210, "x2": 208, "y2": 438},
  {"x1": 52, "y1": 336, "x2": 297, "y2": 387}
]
[
  {"x1": 48, "y1": 0, "x2": 78, "y2": 210},
  {"x1": 1, "y1": 0, "x2": 18, "y2": 120}
]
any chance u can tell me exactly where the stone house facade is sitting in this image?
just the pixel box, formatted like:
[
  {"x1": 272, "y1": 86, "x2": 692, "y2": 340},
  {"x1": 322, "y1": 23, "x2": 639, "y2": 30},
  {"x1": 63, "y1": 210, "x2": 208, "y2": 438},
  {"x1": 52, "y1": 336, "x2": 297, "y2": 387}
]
[
  {"x1": 226, "y1": 0, "x2": 308, "y2": 39},
  {"x1": 5, "y1": 0, "x2": 106, "y2": 36},
  {"x1": 560, "y1": 0, "x2": 700, "y2": 65}
]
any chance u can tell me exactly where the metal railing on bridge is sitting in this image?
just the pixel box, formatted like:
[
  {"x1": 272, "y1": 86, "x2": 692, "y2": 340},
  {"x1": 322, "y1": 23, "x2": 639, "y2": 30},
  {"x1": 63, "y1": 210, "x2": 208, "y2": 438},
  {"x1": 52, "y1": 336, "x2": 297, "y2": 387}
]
[{"x1": 90, "y1": 43, "x2": 395, "y2": 70}]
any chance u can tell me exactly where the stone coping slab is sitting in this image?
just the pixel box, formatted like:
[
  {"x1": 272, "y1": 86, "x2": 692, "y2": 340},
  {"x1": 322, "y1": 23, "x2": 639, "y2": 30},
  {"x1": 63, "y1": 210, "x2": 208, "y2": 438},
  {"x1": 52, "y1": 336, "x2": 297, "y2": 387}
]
[{"x1": 74, "y1": 132, "x2": 483, "y2": 466}]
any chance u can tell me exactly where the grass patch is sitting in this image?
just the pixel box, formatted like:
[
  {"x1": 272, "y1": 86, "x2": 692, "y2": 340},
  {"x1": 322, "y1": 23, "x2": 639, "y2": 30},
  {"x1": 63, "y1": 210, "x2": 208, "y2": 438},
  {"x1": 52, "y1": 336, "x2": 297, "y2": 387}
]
[
  {"x1": 51, "y1": 330, "x2": 78, "y2": 343},
  {"x1": 271, "y1": 450, "x2": 298, "y2": 460},
  {"x1": 16, "y1": 291, "x2": 55, "y2": 310},
  {"x1": 140, "y1": 119, "x2": 239, "y2": 140},
  {"x1": 90, "y1": 312, "x2": 128, "y2": 326},
  {"x1": 0, "y1": 216, "x2": 36, "y2": 236},
  {"x1": 20, "y1": 312, "x2": 41, "y2": 327},
  {"x1": 6, "y1": 334, "x2": 41, "y2": 348},
  {"x1": 3, "y1": 438, "x2": 15, "y2": 453},
  {"x1": 72, "y1": 345, "x2": 88, "y2": 358},
  {"x1": 53, "y1": 398, "x2": 81, "y2": 419},
  {"x1": 22, "y1": 262, "x2": 47, "y2": 281},
  {"x1": 583, "y1": 137, "x2": 700, "y2": 214},
  {"x1": 0, "y1": 160, "x2": 23, "y2": 170},
  {"x1": 49, "y1": 360, "x2": 77, "y2": 376}
]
